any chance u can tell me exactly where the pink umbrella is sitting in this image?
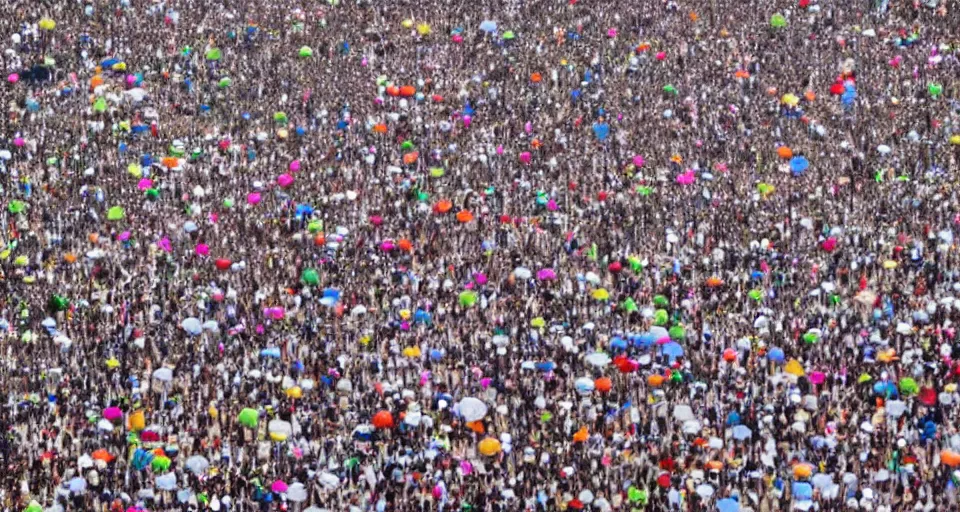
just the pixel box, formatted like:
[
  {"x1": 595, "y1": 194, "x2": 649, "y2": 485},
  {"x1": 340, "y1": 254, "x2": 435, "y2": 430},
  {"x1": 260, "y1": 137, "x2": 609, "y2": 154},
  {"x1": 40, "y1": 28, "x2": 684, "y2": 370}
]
[
  {"x1": 103, "y1": 407, "x2": 123, "y2": 423},
  {"x1": 157, "y1": 238, "x2": 172, "y2": 252},
  {"x1": 277, "y1": 173, "x2": 294, "y2": 188},
  {"x1": 380, "y1": 240, "x2": 396, "y2": 252},
  {"x1": 195, "y1": 243, "x2": 210, "y2": 256},
  {"x1": 676, "y1": 170, "x2": 695, "y2": 185},
  {"x1": 519, "y1": 152, "x2": 532, "y2": 164},
  {"x1": 118, "y1": 231, "x2": 131, "y2": 242},
  {"x1": 822, "y1": 237, "x2": 837, "y2": 252},
  {"x1": 537, "y1": 268, "x2": 557, "y2": 280},
  {"x1": 632, "y1": 155, "x2": 645, "y2": 167},
  {"x1": 370, "y1": 215, "x2": 383, "y2": 226},
  {"x1": 462, "y1": 114, "x2": 472, "y2": 128},
  {"x1": 263, "y1": 307, "x2": 285, "y2": 320},
  {"x1": 247, "y1": 192, "x2": 261, "y2": 205},
  {"x1": 271, "y1": 480, "x2": 288, "y2": 493},
  {"x1": 13, "y1": 137, "x2": 24, "y2": 147},
  {"x1": 137, "y1": 178, "x2": 153, "y2": 190},
  {"x1": 546, "y1": 199, "x2": 558, "y2": 211},
  {"x1": 289, "y1": 160, "x2": 301, "y2": 172},
  {"x1": 474, "y1": 273, "x2": 488, "y2": 285},
  {"x1": 809, "y1": 371, "x2": 826, "y2": 385},
  {"x1": 7, "y1": 73, "x2": 18, "y2": 83}
]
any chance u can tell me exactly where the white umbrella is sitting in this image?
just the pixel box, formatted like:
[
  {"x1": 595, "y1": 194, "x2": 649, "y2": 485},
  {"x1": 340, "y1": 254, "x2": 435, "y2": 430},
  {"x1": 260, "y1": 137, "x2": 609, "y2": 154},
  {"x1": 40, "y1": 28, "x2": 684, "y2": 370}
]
[
  {"x1": 202, "y1": 320, "x2": 220, "y2": 332},
  {"x1": 458, "y1": 397, "x2": 489, "y2": 422},
  {"x1": 124, "y1": 88, "x2": 148, "y2": 101},
  {"x1": 584, "y1": 352, "x2": 611, "y2": 367},
  {"x1": 181, "y1": 317, "x2": 202, "y2": 335},
  {"x1": 574, "y1": 377, "x2": 595, "y2": 395},
  {"x1": 268, "y1": 420, "x2": 293, "y2": 438},
  {"x1": 812, "y1": 474, "x2": 833, "y2": 489},
  {"x1": 287, "y1": 482, "x2": 307, "y2": 502},
  {"x1": 732, "y1": 425, "x2": 753, "y2": 440},
  {"x1": 152, "y1": 367, "x2": 173, "y2": 382},
  {"x1": 185, "y1": 455, "x2": 209, "y2": 475},
  {"x1": 156, "y1": 472, "x2": 177, "y2": 490},
  {"x1": 673, "y1": 405, "x2": 694, "y2": 422},
  {"x1": 877, "y1": 144, "x2": 892, "y2": 155},
  {"x1": 682, "y1": 420, "x2": 702, "y2": 434},
  {"x1": 492, "y1": 335, "x2": 510, "y2": 347},
  {"x1": 67, "y1": 476, "x2": 87, "y2": 494},
  {"x1": 885, "y1": 400, "x2": 907, "y2": 418},
  {"x1": 695, "y1": 483, "x2": 714, "y2": 498},
  {"x1": 78, "y1": 454, "x2": 93, "y2": 469},
  {"x1": 96, "y1": 419, "x2": 114, "y2": 431},
  {"x1": 351, "y1": 305, "x2": 368, "y2": 316},
  {"x1": 318, "y1": 472, "x2": 340, "y2": 490},
  {"x1": 578, "y1": 489, "x2": 595, "y2": 504},
  {"x1": 513, "y1": 267, "x2": 532, "y2": 280}
]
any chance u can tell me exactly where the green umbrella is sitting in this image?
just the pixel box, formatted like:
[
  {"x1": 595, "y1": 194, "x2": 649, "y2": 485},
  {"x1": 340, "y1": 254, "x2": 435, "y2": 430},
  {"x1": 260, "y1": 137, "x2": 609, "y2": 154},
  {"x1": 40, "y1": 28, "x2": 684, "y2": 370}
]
[
  {"x1": 540, "y1": 411, "x2": 552, "y2": 422},
  {"x1": 298, "y1": 46, "x2": 313, "y2": 58},
  {"x1": 94, "y1": 97, "x2": 107, "y2": 113},
  {"x1": 49, "y1": 295, "x2": 69, "y2": 312},
  {"x1": 628, "y1": 256, "x2": 644, "y2": 272},
  {"x1": 145, "y1": 188, "x2": 160, "y2": 200},
  {"x1": 770, "y1": 13, "x2": 787, "y2": 28},
  {"x1": 502, "y1": 30, "x2": 515, "y2": 40},
  {"x1": 274, "y1": 111, "x2": 288, "y2": 124},
  {"x1": 929, "y1": 83, "x2": 943, "y2": 97},
  {"x1": 401, "y1": 140, "x2": 415, "y2": 151},
  {"x1": 899, "y1": 377, "x2": 919, "y2": 395},
  {"x1": 205, "y1": 48, "x2": 222, "y2": 61},
  {"x1": 307, "y1": 220, "x2": 323, "y2": 233},
  {"x1": 653, "y1": 309, "x2": 668, "y2": 326},
  {"x1": 238, "y1": 408, "x2": 259, "y2": 428},
  {"x1": 24, "y1": 501, "x2": 42, "y2": 512},
  {"x1": 218, "y1": 77, "x2": 232, "y2": 88},
  {"x1": 458, "y1": 291, "x2": 478, "y2": 308},
  {"x1": 301, "y1": 268, "x2": 320, "y2": 286},
  {"x1": 748, "y1": 289, "x2": 763, "y2": 301},
  {"x1": 663, "y1": 84, "x2": 678, "y2": 95},
  {"x1": 622, "y1": 297, "x2": 638, "y2": 313},
  {"x1": 669, "y1": 325, "x2": 685, "y2": 341},
  {"x1": 628, "y1": 487, "x2": 648, "y2": 504},
  {"x1": 636, "y1": 185, "x2": 654, "y2": 196},
  {"x1": 107, "y1": 206, "x2": 125, "y2": 221},
  {"x1": 151, "y1": 455, "x2": 172, "y2": 472},
  {"x1": 802, "y1": 331, "x2": 819, "y2": 344},
  {"x1": 653, "y1": 295, "x2": 669, "y2": 308},
  {"x1": 168, "y1": 145, "x2": 185, "y2": 157},
  {"x1": 429, "y1": 167, "x2": 445, "y2": 178},
  {"x1": 8, "y1": 200, "x2": 25, "y2": 214}
]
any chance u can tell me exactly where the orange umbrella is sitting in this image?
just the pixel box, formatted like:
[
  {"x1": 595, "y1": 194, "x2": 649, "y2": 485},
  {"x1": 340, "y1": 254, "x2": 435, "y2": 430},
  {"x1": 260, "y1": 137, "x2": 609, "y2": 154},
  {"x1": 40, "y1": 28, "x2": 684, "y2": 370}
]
[
  {"x1": 63, "y1": 253, "x2": 77, "y2": 264},
  {"x1": 734, "y1": 70, "x2": 750, "y2": 79},
  {"x1": 88, "y1": 233, "x2": 100, "y2": 244},
  {"x1": 804, "y1": 90, "x2": 816, "y2": 102},
  {"x1": 92, "y1": 449, "x2": 115, "y2": 463},
  {"x1": 399, "y1": 85, "x2": 416, "y2": 97},
  {"x1": 777, "y1": 146, "x2": 793, "y2": 159},
  {"x1": 647, "y1": 374, "x2": 665, "y2": 387},
  {"x1": 161, "y1": 157, "x2": 179, "y2": 169},
  {"x1": 314, "y1": 233, "x2": 326, "y2": 246},
  {"x1": 90, "y1": 75, "x2": 104, "y2": 89},
  {"x1": 456, "y1": 210, "x2": 474, "y2": 223},
  {"x1": 386, "y1": 86, "x2": 400, "y2": 97},
  {"x1": 397, "y1": 239, "x2": 413, "y2": 252},
  {"x1": 434, "y1": 200, "x2": 453, "y2": 214},
  {"x1": 705, "y1": 460, "x2": 724, "y2": 471},
  {"x1": 572, "y1": 426, "x2": 589, "y2": 443},
  {"x1": 372, "y1": 123, "x2": 388, "y2": 134},
  {"x1": 705, "y1": 276, "x2": 723, "y2": 288},
  {"x1": 372, "y1": 410, "x2": 394, "y2": 429},
  {"x1": 466, "y1": 421, "x2": 485, "y2": 433},
  {"x1": 402, "y1": 151, "x2": 419, "y2": 165},
  {"x1": 942, "y1": 450, "x2": 960, "y2": 467},
  {"x1": 530, "y1": 72, "x2": 542, "y2": 83},
  {"x1": 594, "y1": 377, "x2": 612, "y2": 393}
]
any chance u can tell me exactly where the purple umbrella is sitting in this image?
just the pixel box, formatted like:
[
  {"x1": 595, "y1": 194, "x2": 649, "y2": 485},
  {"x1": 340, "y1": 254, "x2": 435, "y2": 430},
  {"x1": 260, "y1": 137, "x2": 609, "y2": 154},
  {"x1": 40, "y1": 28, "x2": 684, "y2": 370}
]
[{"x1": 537, "y1": 268, "x2": 557, "y2": 281}]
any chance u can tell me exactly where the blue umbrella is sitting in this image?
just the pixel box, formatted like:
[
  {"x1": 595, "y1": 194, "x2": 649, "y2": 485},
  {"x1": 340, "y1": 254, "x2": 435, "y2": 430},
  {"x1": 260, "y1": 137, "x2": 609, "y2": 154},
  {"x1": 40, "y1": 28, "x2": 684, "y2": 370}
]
[
  {"x1": 661, "y1": 342, "x2": 684, "y2": 361},
  {"x1": 792, "y1": 482, "x2": 813, "y2": 500},
  {"x1": 414, "y1": 309, "x2": 432, "y2": 324},
  {"x1": 429, "y1": 349, "x2": 444, "y2": 360},
  {"x1": 479, "y1": 20, "x2": 498, "y2": 33},
  {"x1": 101, "y1": 58, "x2": 120, "y2": 69},
  {"x1": 717, "y1": 498, "x2": 740, "y2": 512},
  {"x1": 131, "y1": 448, "x2": 154, "y2": 471},
  {"x1": 260, "y1": 347, "x2": 281, "y2": 359},
  {"x1": 295, "y1": 204, "x2": 314, "y2": 219},
  {"x1": 726, "y1": 411, "x2": 741, "y2": 426},
  {"x1": 790, "y1": 156, "x2": 809, "y2": 175},
  {"x1": 636, "y1": 332, "x2": 657, "y2": 348},
  {"x1": 321, "y1": 288, "x2": 341, "y2": 307},
  {"x1": 767, "y1": 347, "x2": 785, "y2": 363},
  {"x1": 592, "y1": 122, "x2": 610, "y2": 141},
  {"x1": 609, "y1": 336, "x2": 627, "y2": 351},
  {"x1": 535, "y1": 361, "x2": 556, "y2": 372}
]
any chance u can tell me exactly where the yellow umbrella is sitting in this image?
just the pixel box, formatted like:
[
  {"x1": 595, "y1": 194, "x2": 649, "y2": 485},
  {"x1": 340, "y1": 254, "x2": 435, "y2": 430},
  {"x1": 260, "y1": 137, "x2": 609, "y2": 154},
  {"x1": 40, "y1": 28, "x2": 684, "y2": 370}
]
[
  {"x1": 781, "y1": 93, "x2": 800, "y2": 107},
  {"x1": 592, "y1": 288, "x2": 610, "y2": 301},
  {"x1": 784, "y1": 359, "x2": 805, "y2": 377},
  {"x1": 106, "y1": 358, "x2": 120, "y2": 369},
  {"x1": 531, "y1": 317, "x2": 546, "y2": 328},
  {"x1": 39, "y1": 18, "x2": 56, "y2": 30},
  {"x1": 416, "y1": 23, "x2": 432, "y2": 36},
  {"x1": 402, "y1": 346, "x2": 422, "y2": 358},
  {"x1": 882, "y1": 260, "x2": 898, "y2": 270},
  {"x1": 401, "y1": 19, "x2": 414, "y2": 28}
]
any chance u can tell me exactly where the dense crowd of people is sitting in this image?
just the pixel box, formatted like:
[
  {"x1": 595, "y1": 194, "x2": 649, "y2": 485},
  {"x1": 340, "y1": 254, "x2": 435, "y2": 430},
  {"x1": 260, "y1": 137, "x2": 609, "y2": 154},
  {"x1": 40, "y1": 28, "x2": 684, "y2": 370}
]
[{"x1": 0, "y1": 0, "x2": 959, "y2": 510}]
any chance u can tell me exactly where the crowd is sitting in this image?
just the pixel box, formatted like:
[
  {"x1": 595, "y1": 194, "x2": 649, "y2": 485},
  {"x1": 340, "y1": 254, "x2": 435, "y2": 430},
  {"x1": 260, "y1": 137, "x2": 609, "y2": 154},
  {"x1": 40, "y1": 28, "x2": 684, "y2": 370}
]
[{"x1": 0, "y1": 0, "x2": 959, "y2": 510}]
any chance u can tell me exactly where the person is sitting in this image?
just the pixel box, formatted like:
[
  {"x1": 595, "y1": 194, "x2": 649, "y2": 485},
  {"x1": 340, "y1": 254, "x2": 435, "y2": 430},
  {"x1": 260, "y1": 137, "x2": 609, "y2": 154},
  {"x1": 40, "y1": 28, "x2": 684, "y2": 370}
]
[{"x1": 0, "y1": 0, "x2": 958, "y2": 510}]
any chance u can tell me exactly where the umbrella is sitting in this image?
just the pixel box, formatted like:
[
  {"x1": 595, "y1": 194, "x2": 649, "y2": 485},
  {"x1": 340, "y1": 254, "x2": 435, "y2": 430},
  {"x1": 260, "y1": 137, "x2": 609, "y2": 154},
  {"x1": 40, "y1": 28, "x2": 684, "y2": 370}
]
[
  {"x1": 287, "y1": 482, "x2": 307, "y2": 502},
  {"x1": 792, "y1": 482, "x2": 813, "y2": 500},
  {"x1": 537, "y1": 268, "x2": 557, "y2": 280},
  {"x1": 185, "y1": 455, "x2": 209, "y2": 475},
  {"x1": 584, "y1": 352, "x2": 612, "y2": 367},
  {"x1": 152, "y1": 368, "x2": 173, "y2": 382},
  {"x1": 156, "y1": 472, "x2": 177, "y2": 491},
  {"x1": 732, "y1": 425, "x2": 753, "y2": 440},
  {"x1": 695, "y1": 484, "x2": 714, "y2": 498},
  {"x1": 717, "y1": 498, "x2": 740, "y2": 512},
  {"x1": 790, "y1": 156, "x2": 809, "y2": 175},
  {"x1": 67, "y1": 476, "x2": 87, "y2": 494},
  {"x1": 479, "y1": 20, "x2": 498, "y2": 33},
  {"x1": 238, "y1": 408, "x2": 258, "y2": 428},
  {"x1": 181, "y1": 317, "x2": 202, "y2": 335},
  {"x1": 513, "y1": 267, "x2": 532, "y2": 279},
  {"x1": 458, "y1": 398, "x2": 489, "y2": 422},
  {"x1": 768, "y1": 347, "x2": 785, "y2": 363},
  {"x1": 661, "y1": 342, "x2": 684, "y2": 361},
  {"x1": 271, "y1": 480, "x2": 288, "y2": 493},
  {"x1": 812, "y1": 474, "x2": 834, "y2": 489},
  {"x1": 673, "y1": 405, "x2": 694, "y2": 422},
  {"x1": 319, "y1": 472, "x2": 340, "y2": 490}
]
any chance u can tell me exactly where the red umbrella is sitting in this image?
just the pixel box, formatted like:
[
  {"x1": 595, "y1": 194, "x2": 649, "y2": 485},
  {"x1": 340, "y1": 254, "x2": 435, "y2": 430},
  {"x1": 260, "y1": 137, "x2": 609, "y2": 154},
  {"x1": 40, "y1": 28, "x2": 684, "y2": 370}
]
[
  {"x1": 919, "y1": 387, "x2": 937, "y2": 406},
  {"x1": 215, "y1": 259, "x2": 232, "y2": 270},
  {"x1": 372, "y1": 410, "x2": 394, "y2": 429}
]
